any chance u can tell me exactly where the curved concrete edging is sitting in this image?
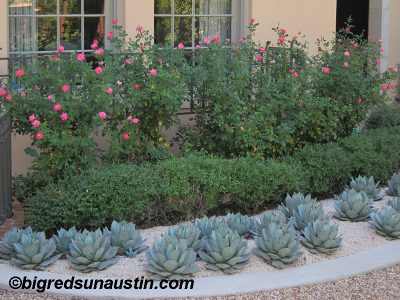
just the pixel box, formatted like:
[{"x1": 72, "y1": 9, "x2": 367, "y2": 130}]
[{"x1": 1, "y1": 240, "x2": 400, "y2": 299}]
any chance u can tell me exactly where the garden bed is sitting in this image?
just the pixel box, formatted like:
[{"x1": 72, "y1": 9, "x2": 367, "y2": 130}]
[{"x1": 6, "y1": 191, "x2": 394, "y2": 279}]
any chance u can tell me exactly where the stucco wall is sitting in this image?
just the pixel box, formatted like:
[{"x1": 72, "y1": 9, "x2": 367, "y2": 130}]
[
  {"x1": 389, "y1": 0, "x2": 400, "y2": 68},
  {"x1": 251, "y1": 0, "x2": 337, "y2": 53},
  {"x1": 0, "y1": 0, "x2": 8, "y2": 77}
]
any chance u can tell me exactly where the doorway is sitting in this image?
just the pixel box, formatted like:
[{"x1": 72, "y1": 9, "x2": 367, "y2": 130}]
[{"x1": 336, "y1": 0, "x2": 370, "y2": 39}]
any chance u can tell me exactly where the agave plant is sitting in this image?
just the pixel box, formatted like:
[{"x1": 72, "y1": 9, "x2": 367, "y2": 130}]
[
  {"x1": 199, "y1": 227, "x2": 250, "y2": 274},
  {"x1": 226, "y1": 213, "x2": 253, "y2": 237},
  {"x1": 333, "y1": 189, "x2": 374, "y2": 222},
  {"x1": 67, "y1": 229, "x2": 118, "y2": 272},
  {"x1": 10, "y1": 231, "x2": 61, "y2": 270},
  {"x1": 52, "y1": 227, "x2": 78, "y2": 257},
  {"x1": 300, "y1": 218, "x2": 342, "y2": 254},
  {"x1": 278, "y1": 193, "x2": 317, "y2": 218},
  {"x1": 0, "y1": 227, "x2": 32, "y2": 260},
  {"x1": 388, "y1": 172, "x2": 400, "y2": 196},
  {"x1": 144, "y1": 235, "x2": 198, "y2": 280},
  {"x1": 253, "y1": 223, "x2": 303, "y2": 268},
  {"x1": 390, "y1": 198, "x2": 400, "y2": 212},
  {"x1": 251, "y1": 211, "x2": 287, "y2": 236},
  {"x1": 107, "y1": 221, "x2": 147, "y2": 258},
  {"x1": 167, "y1": 224, "x2": 201, "y2": 252},
  {"x1": 349, "y1": 175, "x2": 382, "y2": 201},
  {"x1": 291, "y1": 203, "x2": 325, "y2": 231},
  {"x1": 194, "y1": 216, "x2": 227, "y2": 239},
  {"x1": 370, "y1": 208, "x2": 400, "y2": 239}
]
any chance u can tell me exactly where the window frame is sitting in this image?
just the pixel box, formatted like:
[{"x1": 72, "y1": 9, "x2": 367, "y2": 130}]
[
  {"x1": 8, "y1": 0, "x2": 115, "y2": 55},
  {"x1": 154, "y1": 0, "x2": 248, "y2": 48}
]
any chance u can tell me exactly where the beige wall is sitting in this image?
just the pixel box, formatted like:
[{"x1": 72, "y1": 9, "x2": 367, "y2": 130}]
[
  {"x1": 122, "y1": 0, "x2": 154, "y2": 38},
  {"x1": 251, "y1": 0, "x2": 337, "y2": 53},
  {"x1": 0, "y1": 0, "x2": 8, "y2": 77},
  {"x1": 389, "y1": 0, "x2": 400, "y2": 68}
]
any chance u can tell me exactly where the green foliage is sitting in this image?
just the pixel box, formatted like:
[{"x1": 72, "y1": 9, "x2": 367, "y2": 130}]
[
  {"x1": 67, "y1": 229, "x2": 118, "y2": 273},
  {"x1": 0, "y1": 227, "x2": 32, "y2": 260},
  {"x1": 144, "y1": 235, "x2": 198, "y2": 280},
  {"x1": 300, "y1": 218, "x2": 342, "y2": 254},
  {"x1": 10, "y1": 231, "x2": 61, "y2": 270},
  {"x1": 333, "y1": 189, "x2": 374, "y2": 222},
  {"x1": 366, "y1": 105, "x2": 400, "y2": 130},
  {"x1": 349, "y1": 176, "x2": 382, "y2": 201},
  {"x1": 370, "y1": 208, "x2": 400, "y2": 239},
  {"x1": 388, "y1": 172, "x2": 400, "y2": 196},
  {"x1": 52, "y1": 227, "x2": 77, "y2": 257},
  {"x1": 253, "y1": 223, "x2": 303, "y2": 268},
  {"x1": 291, "y1": 203, "x2": 325, "y2": 231},
  {"x1": 225, "y1": 213, "x2": 253, "y2": 237},
  {"x1": 107, "y1": 221, "x2": 147, "y2": 258},
  {"x1": 167, "y1": 224, "x2": 202, "y2": 252},
  {"x1": 199, "y1": 227, "x2": 251, "y2": 274}
]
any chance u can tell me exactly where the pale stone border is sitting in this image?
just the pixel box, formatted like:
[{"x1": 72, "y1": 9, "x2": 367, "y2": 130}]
[{"x1": 0, "y1": 240, "x2": 399, "y2": 299}]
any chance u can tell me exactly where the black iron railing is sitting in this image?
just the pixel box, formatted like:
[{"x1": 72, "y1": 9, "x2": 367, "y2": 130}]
[{"x1": 0, "y1": 111, "x2": 12, "y2": 225}]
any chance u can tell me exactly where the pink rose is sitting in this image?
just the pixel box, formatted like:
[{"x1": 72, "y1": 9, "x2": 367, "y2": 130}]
[
  {"x1": 15, "y1": 69, "x2": 25, "y2": 77},
  {"x1": 278, "y1": 37, "x2": 285, "y2": 44},
  {"x1": 29, "y1": 114, "x2": 36, "y2": 122},
  {"x1": 51, "y1": 55, "x2": 58, "y2": 62},
  {"x1": 177, "y1": 43, "x2": 185, "y2": 49},
  {"x1": 77, "y1": 53, "x2": 86, "y2": 62},
  {"x1": 256, "y1": 54, "x2": 263, "y2": 61},
  {"x1": 345, "y1": 27, "x2": 351, "y2": 32},
  {"x1": 389, "y1": 82, "x2": 396, "y2": 89},
  {"x1": 358, "y1": 98, "x2": 363, "y2": 105},
  {"x1": 35, "y1": 132, "x2": 44, "y2": 140},
  {"x1": 61, "y1": 85, "x2": 70, "y2": 93},
  {"x1": 140, "y1": 45, "x2": 145, "y2": 51},
  {"x1": 322, "y1": 67, "x2": 330, "y2": 74},
  {"x1": 213, "y1": 35, "x2": 220, "y2": 42},
  {"x1": 136, "y1": 25, "x2": 144, "y2": 31},
  {"x1": 259, "y1": 48, "x2": 265, "y2": 54},
  {"x1": 106, "y1": 87, "x2": 113, "y2": 94},
  {"x1": 343, "y1": 62, "x2": 349, "y2": 68},
  {"x1": 132, "y1": 117, "x2": 140, "y2": 124},
  {"x1": 5, "y1": 93, "x2": 12, "y2": 102},
  {"x1": 280, "y1": 28, "x2": 287, "y2": 34},
  {"x1": 20, "y1": 91, "x2": 27, "y2": 97},
  {"x1": 381, "y1": 84, "x2": 388, "y2": 92},
  {"x1": 378, "y1": 39, "x2": 383, "y2": 44},
  {"x1": 368, "y1": 36, "x2": 372, "y2": 42},
  {"x1": 292, "y1": 71, "x2": 299, "y2": 79},
  {"x1": 149, "y1": 69, "x2": 157, "y2": 76},
  {"x1": 121, "y1": 133, "x2": 130, "y2": 140},
  {"x1": 116, "y1": 80, "x2": 122, "y2": 86},
  {"x1": 32, "y1": 120, "x2": 41, "y2": 128},
  {"x1": 337, "y1": 38, "x2": 342, "y2": 43},
  {"x1": 107, "y1": 32, "x2": 114, "y2": 39},
  {"x1": 249, "y1": 17, "x2": 256, "y2": 23},
  {"x1": 125, "y1": 59, "x2": 132, "y2": 65},
  {"x1": 195, "y1": 44, "x2": 201, "y2": 49},
  {"x1": 237, "y1": 38, "x2": 244, "y2": 45},
  {"x1": 292, "y1": 35, "x2": 298, "y2": 40},
  {"x1": 95, "y1": 48, "x2": 105, "y2": 55},
  {"x1": 0, "y1": 88, "x2": 6, "y2": 97},
  {"x1": 60, "y1": 112, "x2": 69, "y2": 121},
  {"x1": 58, "y1": 45, "x2": 65, "y2": 53},
  {"x1": 112, "y1": 19, "x2": 118, "y2": 25},
  {"x1": 94, "y1": 66, "x2": 103, "y2": 74},
  {"x1": 343, "y1": 51, "x2": 350, "y2": 57},
  {"x1": 47, "y1": 94, "x2": 54, "y2": 101},
  {"x1": 91, "y1": 41, "x2": 98, "y2": 49},
  {"x1": 380, "y1": 47, "x2": 384, "y2": 53},
  {"x1": 203, "y1": 37, "x2": 211, "y2": 45},
  {"x1": 53, "y1": 103, "x2": 62, "y2": 111},
  {"x1": 134, "y1": 83, "x2": 140, "y2": 89},
  {"x1": 98, "y1": 112, "x2": 107, "y2": 120},
  {"x1": 375, "y1": 58, "x2": 381, "y2": 65}
]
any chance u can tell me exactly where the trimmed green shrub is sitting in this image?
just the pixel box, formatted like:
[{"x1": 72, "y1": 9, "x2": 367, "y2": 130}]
[
  {"x1": 25, "y1": 126, "x2": 400, "y2": 233},
  {"x1": 366, "y1": 105, "x2": 400, "y2": 130}
]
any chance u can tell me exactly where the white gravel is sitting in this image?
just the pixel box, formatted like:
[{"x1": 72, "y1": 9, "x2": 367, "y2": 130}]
[{"x1": 1, "y1": 190, "x2": 397, "y2": 280}]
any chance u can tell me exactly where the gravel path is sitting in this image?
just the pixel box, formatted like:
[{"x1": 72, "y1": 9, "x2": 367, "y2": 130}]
[{"x1": 1, "y1": 263, "x2": 400, "y2": 299}]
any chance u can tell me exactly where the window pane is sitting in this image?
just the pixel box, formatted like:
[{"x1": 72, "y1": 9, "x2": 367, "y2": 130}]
[
  {"x1": 37, "y1": 17, "x2": 57, "y2": 51},
  {"x1": 195, "y1": 0, "x2": 232, "y2": 15},
  {"x1": 154, "y1": 17, "x2": 172, "y2": 46},
  {"x1": 84, "y1": 0, "x2": 105, "y2": 14},
  {"x1": 59, "y1": 0, "x2": 81, "y2": 14},
  {"x1": 9, "y1": 17, "x2": 35, "y2": 52},
  {"x1": 9, "y1": 0, "x2": 34, "y2": 15},
  {"x1": 36, "y1": 0, "x2": 57, "y2": 15},
  {"x1": 155, "y1": 0, "x2": 171, "y2": 14},
  {"x1": 60, "y1": 17, "x2": 81, "y2": 50},
  {"x1": 84, "y1": 17, "x2": 105, "y2": 49},
  {"x1": 174, "y1": 17, "x2": 192, "y2": 47},
  {"x1": 196, "y1": 16, "x2": 231, "y2": 43},
  {"x1": 174, "y1": 0, "x2": 192, "y2": 15}
]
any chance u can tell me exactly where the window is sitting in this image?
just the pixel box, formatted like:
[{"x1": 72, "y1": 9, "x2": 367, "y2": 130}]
[
  {"x1": 8, "y1": 0, "x2": 114, "y2": 55},
  {"x1": 154, "y1": 0, "x2": 245, "y2": 48}
]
